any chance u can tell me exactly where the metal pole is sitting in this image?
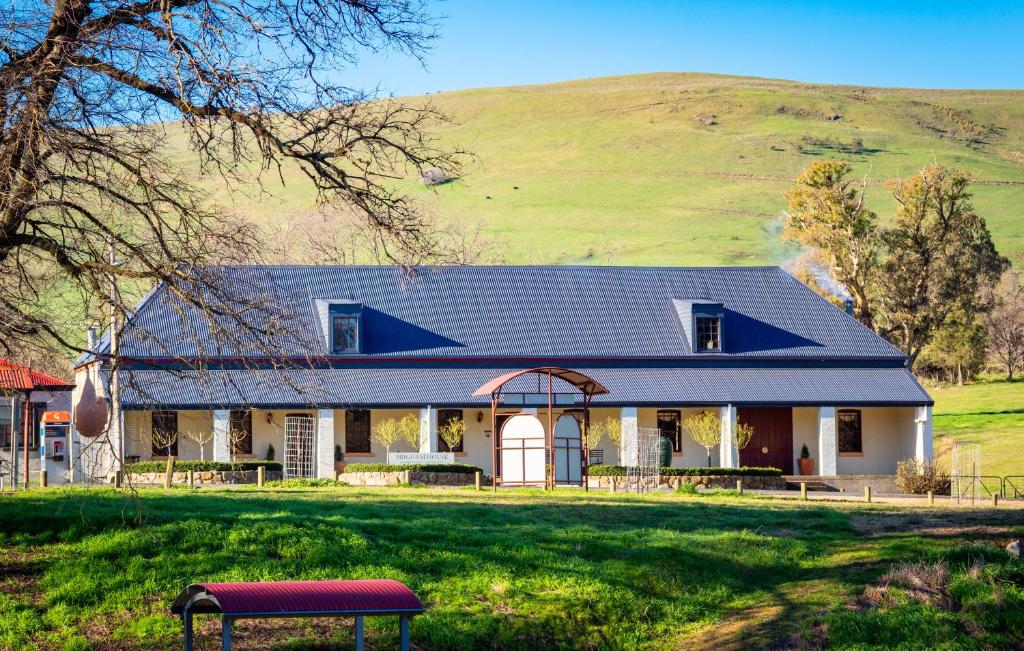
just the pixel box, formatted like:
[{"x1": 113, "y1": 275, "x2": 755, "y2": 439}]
[
  {"x1": 354, "y1": 615, "x2": 364, "y2": 651},
  {"x1": 399, "y1": 615, "x2": 410, "y2": 651},
  {"x1": 221, "y1": 616, "x2": 232, "y2": 651},
  {"x1": 490, "y1": 396, "x2": 498, "y2": 492},
  {"x1": 183, "y1": 610, "x2": 194, "y2": 651},
  {"x1": 9, "y1": 395, "x2": 18, "y2": 490},
  {"x1": 547, "y1": 371, "x2": 553, "y2": 490},
  {"x1": 23, "y1": 392, "x2": 31, "y2": 487}
]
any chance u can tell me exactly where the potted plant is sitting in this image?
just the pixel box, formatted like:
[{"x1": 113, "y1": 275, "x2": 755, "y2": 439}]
[
  {"x1": 798, "y1": 443, "x2": 814, "y2": 476},
  {"x1": 334, "y1": 444, "x2": 346, "y2": 474}
]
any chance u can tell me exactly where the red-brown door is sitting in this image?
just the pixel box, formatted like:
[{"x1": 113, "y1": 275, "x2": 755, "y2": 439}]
[{"x1": 737, "y1": 408, "x2": 793, "y2": 473}]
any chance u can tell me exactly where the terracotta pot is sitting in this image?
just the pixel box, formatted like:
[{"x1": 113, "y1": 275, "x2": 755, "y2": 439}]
[
  {"x1": 798, "y1": 457, "x2": 815, "y2": 476},
  {"x1": 334, "y1": 461, "x2": 347, "y2": 474}
]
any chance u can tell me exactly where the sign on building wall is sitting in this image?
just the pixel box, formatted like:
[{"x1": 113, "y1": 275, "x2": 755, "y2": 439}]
[{"x1": 388, "y1": 452, "x2": 455, "y2": 465}]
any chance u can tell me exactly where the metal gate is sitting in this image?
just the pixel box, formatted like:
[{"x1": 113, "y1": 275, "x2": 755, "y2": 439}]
[{"x1": 284, "y1": 413, "x2": 316, "y2": 479}]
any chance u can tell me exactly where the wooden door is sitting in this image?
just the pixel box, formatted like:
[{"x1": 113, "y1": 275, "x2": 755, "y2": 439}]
[{"x1": 737, "y1": 408, "x2": 793, "y2": 473}]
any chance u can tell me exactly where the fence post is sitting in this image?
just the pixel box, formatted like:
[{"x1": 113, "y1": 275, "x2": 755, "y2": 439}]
[
  {"x1": 736, "y1": 479, "x2": 743, "y2": 495},
  {"x1": 800, "y1": 482, "x2": 807, "y2": 500},
  {"x1": 188, "y1": 470, "x2": 195, "y2": 488},
  {"x1": 992, "y1": 494, "x2": 999, "y2": 508},
  {"x1": 927, "y1": 490, "x2": 934, "y2": 506},
  {"x1": 39, "y1": 469, "x2": 47, "y2": 488},
  {"x1": 610, "y1": 477, "x2": 617, "y2": 493},
  {"x1": 474, "y1": 471, "x2": 481, "y2": 490},
  {"x1": 113, "y1": 470, "x2": 122, "y2": 489},
  {"x1": 257, "y1": 466, "x2": 265, "y2": 488},
  {"x1": 864, "y1": 486, "x2": 872, "y2": 503}
]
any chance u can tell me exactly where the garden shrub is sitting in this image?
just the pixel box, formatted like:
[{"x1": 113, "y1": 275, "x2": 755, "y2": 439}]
[
  {"x1": 587, "y1": 464, "x2": 782, "y2": 477},
  {"x1": 895, "y1": 458, "x2": 951, "y2": 495},
  {"x1": 342, "y1": 463, "x2": 482, "y2": 474},
  {"x1": 264, "y1": 478, "x2": 349, "y2": 488},
  {"x1": 126, "y1": 460, "x2": 282, "y2": 473}
]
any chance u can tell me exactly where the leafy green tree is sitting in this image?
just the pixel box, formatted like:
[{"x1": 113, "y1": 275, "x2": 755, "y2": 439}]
[
  {"x1": 919, "y1": 310, "x2": 986, "y2": 385},
  {"x1": 786, "y1": 162, "x2": 1007, "y2": 365},
  {"x1": 785, "y1": 161, "x2": 879, "y2": 328},
  {"x1": 878, "y1": 165, "x2": 1006, "y2": 364}
]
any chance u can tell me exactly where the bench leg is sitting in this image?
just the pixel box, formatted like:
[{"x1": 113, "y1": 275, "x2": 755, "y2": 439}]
[
  {"x1": 222, "y1": 616, "x2": 232, "y2": 651},
  {"x1": 400, "y1": 616, "x2": 410, "y2": 651},
  {"x1": 354, "y1": 615, "x2": 364, "y2": 651},
  {"x1": 183, "y1": 610, "x2": 194, "y2": 651}
]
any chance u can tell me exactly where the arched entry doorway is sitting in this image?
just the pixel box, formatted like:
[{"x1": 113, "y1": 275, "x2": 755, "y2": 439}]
[{"x1": 473, "y1": 367, "x2": 609, "y2": 490}]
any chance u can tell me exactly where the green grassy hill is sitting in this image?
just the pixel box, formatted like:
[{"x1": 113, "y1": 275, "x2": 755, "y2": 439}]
[
  {"x1": 207, "y1": 72, "x2": 1024, "y2": 266},
  {"x1": 932, "y1": 377, "x2": 1024, "y2": 478}
]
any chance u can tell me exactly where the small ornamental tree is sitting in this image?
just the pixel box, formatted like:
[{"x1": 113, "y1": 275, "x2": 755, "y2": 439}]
[
  {"x1": 439, "y1": 418, "x2": 466, "y2": 452},
  {"x1": 590, "y1": 417, "x2": 622, "y2": 450},
  {"x1": 371, "y1": 418, "x2": 404, "y2": 458},
  {"x1": 735, "y1": 421, "x2": 756, "y2": 452},
  {"x1": 183, "y1": 429, "x2": 215, "y2": 462},
  {"x1": 399, "y1": 414, "x2": 421, "y2": 449},
  {"x1": 684, "y1": 410, "x2": 721, "y2": 467}
]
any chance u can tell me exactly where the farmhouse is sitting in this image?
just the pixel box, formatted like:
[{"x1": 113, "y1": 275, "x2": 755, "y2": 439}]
[{"x1": 71, "y1": 265, "x2": 932, "y2": 486}]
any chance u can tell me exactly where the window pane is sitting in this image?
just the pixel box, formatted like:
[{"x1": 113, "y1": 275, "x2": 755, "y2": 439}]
[
  {"x1": 695, "y1": 317, "x2": 720, "y2": 351},
  {"x1": 230, "y1": 410, "x2": 253, "y2": 455},
  {"x1": 437, "y1": 409, "x2": 464, "y2": 453},
  {"x1": 152, "y1": 411, "x2": 178, "y2": 457},
  {"x1": 838, "y1": 410, "x2": 862, "y2": 453},
  {"x1": 332, "y1": 316, "x2": 358, "y2": 353},
  {"x1": 345, "y1": 409, "x2": 371, "y2": 453},
  {"x1": 657, "y1": 410, "x2": 681, "y2": 452}
]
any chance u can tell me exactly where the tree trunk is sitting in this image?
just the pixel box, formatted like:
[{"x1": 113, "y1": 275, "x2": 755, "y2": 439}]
[
  {"x1": 957, "y1": 363, "x2": 963, "y2": 386},
  {"x1": 164, "y1": 455, "x2": 174, "y2": 489}
]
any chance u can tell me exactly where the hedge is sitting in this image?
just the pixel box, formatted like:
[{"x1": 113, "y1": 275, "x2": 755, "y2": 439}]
[
  {"x1": 126, "y1": 460, "x2": 282, "y2": 473},
  {"x1": 587, "y1": 464, "x2": 782, "y2": 477},
  {"x1": 343, "y1": 463, "x2": 482, "y2": 475}
]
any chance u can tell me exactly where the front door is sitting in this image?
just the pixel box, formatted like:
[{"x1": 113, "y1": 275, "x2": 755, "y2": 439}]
[{"x1": 737, "y1": 408, "x2": 793, "y2": 473}]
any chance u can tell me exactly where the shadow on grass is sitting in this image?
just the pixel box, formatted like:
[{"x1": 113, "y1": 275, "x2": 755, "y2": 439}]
[{"x1": 0, "y1": 489, "x2": 1012, "y2": 650}]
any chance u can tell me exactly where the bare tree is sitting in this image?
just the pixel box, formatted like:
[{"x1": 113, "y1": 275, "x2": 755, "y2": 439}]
[
  {"x1": 985, "y1": 269, "x2": 1024, "y2": 380},
  {"x1": 1, "y1": 0, "x2": 461, "y2": 362},
  {"x1": 183, "y1": 428, "x2": 214, "y2": 462}
]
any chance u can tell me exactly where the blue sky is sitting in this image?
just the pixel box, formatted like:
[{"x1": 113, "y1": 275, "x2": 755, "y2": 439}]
[{"x1": 349, "y1": 1, "x2": 1024, "y2": 95}]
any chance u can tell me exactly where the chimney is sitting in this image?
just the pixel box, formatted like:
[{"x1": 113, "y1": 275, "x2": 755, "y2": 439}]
[
  {"x1": 843, "y1": 298, "x2": 854, "y2": 316},
  {"x1": 87, "y1": 326, "x2": 98, "y2": 350}
]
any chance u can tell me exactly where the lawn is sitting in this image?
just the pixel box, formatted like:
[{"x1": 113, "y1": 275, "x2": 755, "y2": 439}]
[
  {"x1": 931, "y1": 377, "x2": 1024, "y2": 479},
  {"x1": 2, "y1": 487, "x2": 1023, "y2": 650}
]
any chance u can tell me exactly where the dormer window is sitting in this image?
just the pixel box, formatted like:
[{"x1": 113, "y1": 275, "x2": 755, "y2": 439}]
[
  {"x1": 331, "y1": 314, "x2": 359, "y2": 353},
  {"x1": 695, "y1": 316, "x2": 721, "y2": 351},
  {"x1": 316, "y1": 300, "x2": 363, "y2": 354},
  {"x1": 673, "y1": 299, "x2": 725, "y2": 353}
]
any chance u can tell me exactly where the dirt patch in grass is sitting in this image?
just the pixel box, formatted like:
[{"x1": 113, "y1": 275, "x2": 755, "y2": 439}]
[
  {"x1": 849, "y1": 510, "x2": 1024, "y2": 539},
  {"x1": 0, "y1": 546, "x2": 50, "y2": 605},
  {"x1": 853, "y1": 561, "x2": 959, "y2": 612}
]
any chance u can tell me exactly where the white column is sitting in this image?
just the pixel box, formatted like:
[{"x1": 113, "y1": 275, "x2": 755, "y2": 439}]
[
  {"x1": 620, "y1": 407, "x2": 638, "y2": 467},
  {"x1": 212, "y1": 410, "x2": 230, "y2": 462},
  {"x1": 914, "y1": 405, "x2": 933, "y2": 462},
  {"x1": 818, "y1": 406, "x2": 837, "y2": 476},
  {"x1": 316, "y1": 409, "x2": 335, "y2": 478},
  {"x1": 419, "y1": 406, "x2": 438, "y2": 453},
  {"x1": 719, "y1": 405, "x2": 738, "y2": 468}
]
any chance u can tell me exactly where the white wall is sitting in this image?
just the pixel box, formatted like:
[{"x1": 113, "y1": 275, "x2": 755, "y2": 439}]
[{"x1": 836, "y1": 406, "x2": 917, "y2": 475}]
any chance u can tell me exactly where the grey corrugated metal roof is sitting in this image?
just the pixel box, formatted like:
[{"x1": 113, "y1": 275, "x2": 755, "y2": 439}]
[
  {"x1": 101, "y1": 265, "x2": 904, "y2": 362},
  {"x1": 117, "y1": 365, "x2": 931, "y2": 409}
]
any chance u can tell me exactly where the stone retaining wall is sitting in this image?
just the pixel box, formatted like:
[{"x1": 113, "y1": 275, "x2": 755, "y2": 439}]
[
  {"x1": 128, "y1": 470, "x2": 283, "y2": 485},
  {"x1": 343, "y1": 470, "x2": 477, "y2": 486},
  {"x1": 783, "y1": 474, "x2": 902, "y2": 494},
  {"x1": 588, "y1": 474, "x2": 787, "y2": 490}
]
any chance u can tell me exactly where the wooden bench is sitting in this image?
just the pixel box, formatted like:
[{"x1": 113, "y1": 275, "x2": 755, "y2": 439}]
[{"x1": 171, "y1": 579, "x2": 424, "y2": 650}]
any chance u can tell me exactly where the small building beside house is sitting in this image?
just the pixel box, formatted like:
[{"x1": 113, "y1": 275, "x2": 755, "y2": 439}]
[{"x1": 72, "y1": 265, "x2": 933, "y2": 486}]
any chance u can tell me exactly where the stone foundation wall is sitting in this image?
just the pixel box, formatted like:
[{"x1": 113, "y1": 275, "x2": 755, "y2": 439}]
[
  {"x1": 343, "y1": 470, "x2": 477, "y2": 486},
  {"x1": 128, "y1": 470, "x2": 283, "y2": 485},
  {"x1": 588, "y1": 474, "x2": 787, "y2": 490},
  {"x1": 783, "y1": 474, "x2": 901, "y2": 494}
]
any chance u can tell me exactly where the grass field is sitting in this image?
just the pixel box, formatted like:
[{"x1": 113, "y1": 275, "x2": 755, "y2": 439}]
[
  {"x1": 1, "y1": 487, "x2": 1023, "y2": 650},
  {"x1": 932, "y1": 377, "x2": 1024, "y2": 479},
  {"x1": 185, "y1": 72, "x2": 1024, "y2": 267}
]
